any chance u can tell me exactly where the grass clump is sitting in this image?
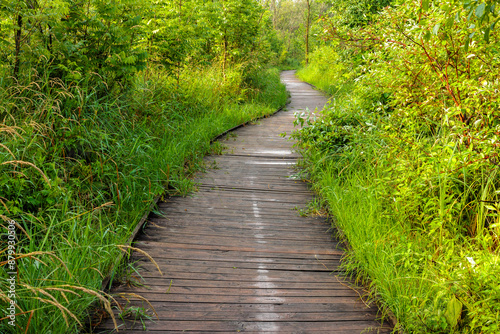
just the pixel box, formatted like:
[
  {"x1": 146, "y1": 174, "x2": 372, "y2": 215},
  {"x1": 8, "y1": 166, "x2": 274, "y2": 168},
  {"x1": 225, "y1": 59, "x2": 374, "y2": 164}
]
[{"x1": 0, "y1": 65, "x2": 287, "y2": 333}]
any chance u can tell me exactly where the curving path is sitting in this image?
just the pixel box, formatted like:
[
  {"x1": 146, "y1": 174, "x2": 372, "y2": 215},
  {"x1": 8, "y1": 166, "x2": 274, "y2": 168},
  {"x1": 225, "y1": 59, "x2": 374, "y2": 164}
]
[{"x1": 96, "y1": 71, "x2": 392, "y2": 333}]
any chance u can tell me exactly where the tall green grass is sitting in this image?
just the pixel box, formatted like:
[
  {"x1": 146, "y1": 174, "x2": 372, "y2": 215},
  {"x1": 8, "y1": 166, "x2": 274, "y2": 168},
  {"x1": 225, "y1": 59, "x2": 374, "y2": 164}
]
[
  {"x1": 0, "y1": 65, "x2": 287, "y2": 333},
  {"x1": 296, "y1": 46, "x2": 350, "y2": 96}
]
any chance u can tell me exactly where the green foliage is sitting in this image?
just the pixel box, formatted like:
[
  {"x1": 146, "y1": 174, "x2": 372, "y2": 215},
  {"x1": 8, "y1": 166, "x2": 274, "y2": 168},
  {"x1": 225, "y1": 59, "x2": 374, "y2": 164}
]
[
  {"x1": 145, "y1": 0, "x2": 198, "y2": 74},
  {"x1": 297, "y1": 45, "x2": 348, "y2": 95},
  {"x1": 0, "y1": 0, "x2": 148, "y2": 90},
  {"x1": 264, "y1": 0, "x2": 331, "y2": 67},
  {"x1": 201, "y1": 0, "x2": 263, "y2": 64},
  {"x1": 327, "y1": 0, "x2": 392, "y2": 27},
  {"x1": 294, "y1": 0, "x2": 500, "y2": 332},
  {"x1": 0, "y1": 0, "x2": 275, "y2": 89}
]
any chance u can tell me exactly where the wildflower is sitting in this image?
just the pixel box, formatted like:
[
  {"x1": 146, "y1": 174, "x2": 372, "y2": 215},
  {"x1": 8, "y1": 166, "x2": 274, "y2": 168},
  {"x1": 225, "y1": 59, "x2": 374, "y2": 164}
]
[{"x1": 466, "y1": 257, "x2": 476, "y2": 267}]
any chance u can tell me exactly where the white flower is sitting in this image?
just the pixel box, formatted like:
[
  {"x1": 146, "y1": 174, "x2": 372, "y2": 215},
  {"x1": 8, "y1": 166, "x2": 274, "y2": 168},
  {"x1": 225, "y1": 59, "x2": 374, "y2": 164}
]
[{"x1": 466, "y1": 257, "x2": 476, "y2": 267}]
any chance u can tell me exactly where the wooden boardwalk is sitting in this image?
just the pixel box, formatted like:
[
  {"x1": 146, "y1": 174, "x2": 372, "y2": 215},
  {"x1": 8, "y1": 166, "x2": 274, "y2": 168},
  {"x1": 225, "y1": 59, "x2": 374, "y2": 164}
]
[{"x1": 96, "y1": 71, "x2": 392, "y2": 333}]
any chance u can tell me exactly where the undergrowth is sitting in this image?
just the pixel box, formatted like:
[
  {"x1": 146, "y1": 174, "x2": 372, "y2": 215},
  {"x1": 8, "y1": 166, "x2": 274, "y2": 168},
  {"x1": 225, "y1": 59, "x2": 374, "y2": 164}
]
[{"x1": 294, "y1": 1, "x2": 500, "y2": 333}]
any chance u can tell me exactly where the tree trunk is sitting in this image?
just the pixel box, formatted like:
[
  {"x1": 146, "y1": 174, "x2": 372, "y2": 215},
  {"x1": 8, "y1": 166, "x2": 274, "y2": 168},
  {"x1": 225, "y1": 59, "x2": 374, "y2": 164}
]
[
  {"x1": 48, "y1": 24, "x2": 53, "y2": 53},
  {"x1": 272, "y1": 0, "x2": 277, "y2": 29},
  {"x1": 176, "y1": 0, "x2": 183, "y2": 86},
  {"x1": 222, "y1": 33, "x2": 228, "y2": 78},
  {"x1": 14, "y1": 14, "x2": 23, "y2": 80},
  {"x1": 305, "y1": 0, "x2": 311, "y2": 65}
]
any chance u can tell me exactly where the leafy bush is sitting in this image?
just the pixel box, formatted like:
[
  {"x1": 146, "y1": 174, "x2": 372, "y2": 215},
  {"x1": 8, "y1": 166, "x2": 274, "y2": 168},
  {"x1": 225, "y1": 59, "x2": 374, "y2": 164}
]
[{"x1": 294, "y1": 0, "x2": 500, "y2": 332}]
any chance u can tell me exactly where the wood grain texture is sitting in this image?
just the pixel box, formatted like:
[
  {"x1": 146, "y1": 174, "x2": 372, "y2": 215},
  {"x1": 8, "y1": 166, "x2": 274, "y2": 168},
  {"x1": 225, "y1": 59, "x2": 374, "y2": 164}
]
[{"x1": 94, "y1": 71, "x2": 392, "y2": 333}]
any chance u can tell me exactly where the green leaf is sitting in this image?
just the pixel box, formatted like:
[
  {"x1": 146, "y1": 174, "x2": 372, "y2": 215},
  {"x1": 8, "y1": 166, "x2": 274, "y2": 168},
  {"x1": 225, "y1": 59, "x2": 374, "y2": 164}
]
[
  {"x1": 467, "y1": 7, "x2": 475, "y2": 20},
  {"x1": 422, "y1": 0, "x2": 429, "y2": 11},
  {"x1": 476, "y1": 3, "x2": 486, "y2": 18},
  {"x1": 445, "y1": 15, "x2": 455, "y2": 29},
  {"x1": 433, "y1": 24, "x2": 441, "y2": 35},
  {"x1": 492, "y1": 17, "x2": 500, "y2": 30},
  {"x1": 485, "y1": 27, "x2": 490, "y2": 43},
  {"x1": 485, "y1": 205, "x2": 497, "y2": 211},
  {"x1": 444, "y1": 296, "x2": 462, "y2": 328}
]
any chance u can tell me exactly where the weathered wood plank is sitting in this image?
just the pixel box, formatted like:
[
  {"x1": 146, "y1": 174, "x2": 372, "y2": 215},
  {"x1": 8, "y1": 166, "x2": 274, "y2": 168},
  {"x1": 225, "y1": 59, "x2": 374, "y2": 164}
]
[
  {"x1": 121, "y1": 278, "x2": 352, "y2": 290},
  {"x1": 131, "y1": 256, "x2": 340, "y2": 269},
  {"x1": 132, "y1": 248, "x2": 342, "y2": 262},
  {"x1": 100, "y1": 320, "x2": 391, "y2": 332},
  {"x1": 143, "y1": 226, "x2": 335, "y2": 240},
  {"x1": 127, "y1": 251, "x2": 341, "y2": 264},
  {"x1": 139, "y1": 234, "x2": 337, "y2": 247},
  {"x1": 133, "y1": 263, "x2": 343, "y2": 278},
  {"x1": 114, "y1": 285, "x2": 363, "y2": 297},
  {"x1": 113, "y1": 286, "x2": 362, "y2": 298},
  {"x1": 130, "y1": 272, "x2": 344, "y2": 284},
  {"x1": 108, "y1": 302, "x2": 377, "y2": 313},
  {"x1": 136, "y1": 240, "x2": 343, "y2": 255},
  {"x1": 106, "y1": 311, "x2": 380, "y2": 321}
]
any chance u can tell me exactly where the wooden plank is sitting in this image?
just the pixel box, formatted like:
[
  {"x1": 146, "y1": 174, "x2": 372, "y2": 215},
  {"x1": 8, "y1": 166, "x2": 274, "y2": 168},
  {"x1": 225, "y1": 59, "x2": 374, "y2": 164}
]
[
  {"x1": 143, "y1": 225, "x2": 334, "y2": 237},
  {"x1": 109, "y1": 294, "x2": 367, "y2": 306},
  {"x1": 130, "y1": 258, "x2": 339, "y2": 272},
  {"x1": 127, "y1": 250, "x2": 342, "y2": 264},
  {"x1": 132, "y1": 263, "x2": 342, "y2": 277},
  {"x1": 155, "y1": 210, "x2": 319, "y2": 220},
  {"x1": 196, "y1": 185, "x2": 312, "y2": 195},
  {"x1": 143, "y1": 228, "x2": 334, "y2": 239},
  {"x1": 107, "y1": 302, "x2": 377, "y2": 313},
  {"x1": 148, "y1": 215, "x2": 330, "y2": 225},
  {"x1": 149, "y1": 216, "x2": 329, "y2": 228},
  {"x1": 160, "y1": 196, "x2": 311, "y2": 206},
  {"x1": 139, "y1": 234, "x2": 337, "y2": 247},
  {"x1": 128, "y1": 271, "x2": 341, "y2": 283},
  {"x1": 100, "y1": 320, "x2": 391, "y2": 332},
  {"x1": 131, "y1": 247, "x2": 342, "y2": 262},
  {"x1": 135, "y1": 241, "x2": 343, "y2": 255},
  {"x1": 197, "y1": 185, "x2": 311, "y2": 194},
  {"x1": 106, "y1": 311, "x2": 380, "y2": 321},
  {"x1": 120, "y1": 278, "x2": 352, "y2": 290},
  {"x1": 159, "y1": 199, "x2": 310, "y2": 210},
  {"x1": 113, "y1": 286, "x2": 361, "y2": 298}
]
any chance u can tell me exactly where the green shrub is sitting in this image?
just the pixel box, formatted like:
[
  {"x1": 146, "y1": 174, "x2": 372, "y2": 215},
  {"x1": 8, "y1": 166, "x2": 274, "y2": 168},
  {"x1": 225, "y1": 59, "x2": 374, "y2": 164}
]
[
  {"x1": 0, "y1": 65, "x2": 286, "y2": 333},
  {"x1": 294, "y1": 0, "x2": 500, "y2": 332}
]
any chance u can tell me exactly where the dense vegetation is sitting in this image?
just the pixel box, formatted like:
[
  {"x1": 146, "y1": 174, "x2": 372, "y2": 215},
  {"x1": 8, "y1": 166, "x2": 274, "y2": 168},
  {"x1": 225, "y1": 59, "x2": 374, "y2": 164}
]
[
  {"x1": 4, "y1": 0, "x2": 499, "y2": 332},
  {"x1": 0, "y1": 1, "x2": 288, "y2": 332},
  {"x1": 296, "y1": 0, "x2": 500, "y2": 333}
]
